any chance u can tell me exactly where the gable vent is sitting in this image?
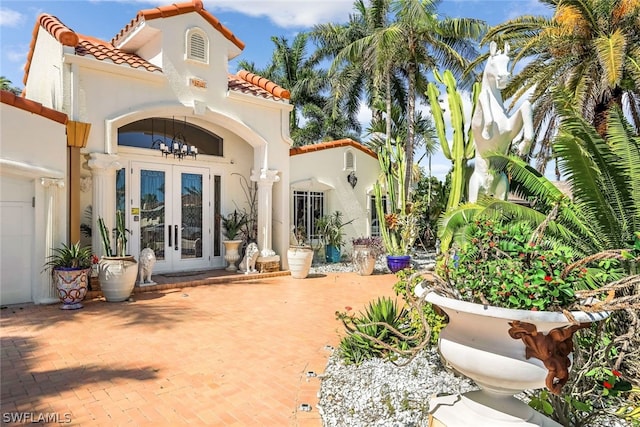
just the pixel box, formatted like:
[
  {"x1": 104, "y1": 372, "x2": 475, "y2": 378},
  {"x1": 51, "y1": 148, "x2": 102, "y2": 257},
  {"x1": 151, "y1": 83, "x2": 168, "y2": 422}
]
[{"x1": 190, "y1": 33, "x2": 206, "y2": 61}]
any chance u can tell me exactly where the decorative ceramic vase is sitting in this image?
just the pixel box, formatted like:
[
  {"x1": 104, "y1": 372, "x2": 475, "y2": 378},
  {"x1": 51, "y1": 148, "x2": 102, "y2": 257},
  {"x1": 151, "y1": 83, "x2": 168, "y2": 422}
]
[
  {"x1": 53, "y1": 268, "x2": 89, "y2": 310},
  {"x1": 287, "y1": 247, "x2": 314, "y2": 279},
  {"x1": 386, "y1": 255, "x2": 411, "y2": 273},
  {"x1": 223, "y1": 240, "x2": 243, "y2": 272},
  {"x1": 353, "y1": 245, "x2": 376, "y2": 276},
  {"x1": 325, "y1": 245, "x2": 341, "y2": 263},
  {"x1": 98, "y1": 256, "x2": 138, "y2": 302},
  {"x1": 415, "y1": 286, "x2": 609, "y2": 426}
]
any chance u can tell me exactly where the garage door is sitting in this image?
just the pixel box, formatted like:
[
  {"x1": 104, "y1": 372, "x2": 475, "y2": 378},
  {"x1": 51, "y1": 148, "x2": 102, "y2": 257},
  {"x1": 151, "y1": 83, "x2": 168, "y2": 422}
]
[{"x1": 0, "y1": 176, "x2": 34, "y2": 305}]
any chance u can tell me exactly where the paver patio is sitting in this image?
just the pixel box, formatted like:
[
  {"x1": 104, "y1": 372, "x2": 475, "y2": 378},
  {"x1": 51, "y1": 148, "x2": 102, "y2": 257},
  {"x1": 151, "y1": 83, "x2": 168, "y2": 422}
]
[{"x1": 1, "y1": 272, "x2": 398, "y2": 426}]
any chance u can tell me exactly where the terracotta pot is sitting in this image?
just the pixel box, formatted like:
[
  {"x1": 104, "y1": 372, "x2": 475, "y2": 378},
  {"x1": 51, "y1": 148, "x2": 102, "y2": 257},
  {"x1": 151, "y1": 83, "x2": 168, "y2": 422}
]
[
  {"x1": 415, "y1": 286, "x2": 608, "y2": 426},
  {"x1": 53, "y1": 268, "x2": 89, "y2": 310},
  {"x1": 287, "y1": 247, "x2": 313, "y2": 279},
  {"x1": 353, "y1": 245, "x2": 376, "y2": 276},
  {"x1": 98, "y1": 256, "x2": 137, "y2": 302}
]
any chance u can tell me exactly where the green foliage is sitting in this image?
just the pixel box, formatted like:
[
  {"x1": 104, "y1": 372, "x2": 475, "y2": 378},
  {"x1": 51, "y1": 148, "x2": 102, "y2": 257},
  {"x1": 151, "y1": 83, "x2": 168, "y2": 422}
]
[
  {"x1": 43, "y1": 241, "x2": 92, "y2": 271},
  {"x1": 315, "y1": 211, "x2": 354, "y2": 249},
  {"x1": 426, "y1": 69, "x2": 480, "y2": 213},
  {"x1": 220, "y1": 210, "x2": 247, "y2": 240},
  {"x1": 393, "y1": 269, "x2": 446, "y2": 345},
  {"x1": 436, "y1": 219, "x2": 601, "y2": 311},
  {"x1": 336, "y1": 297, "x2": 418, "y2": 365},
  {"x1": 413, "y1": 175, "x2": 448, "y2": 249},
  {"x1": 97, "y1": 210, "x2": 130, "y2": 257}
]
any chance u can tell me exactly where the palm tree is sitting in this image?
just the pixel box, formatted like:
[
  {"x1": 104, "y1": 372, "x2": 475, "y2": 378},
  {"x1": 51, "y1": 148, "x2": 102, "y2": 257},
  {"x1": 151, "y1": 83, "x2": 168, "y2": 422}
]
[
  {"x1": 329, "y1": 0, "x2": 485, "y2": 198},
  {"x1": 0, "y1": 76, "x2": 22, "y2": 95},
  {"x1": 312, "y1": 0, "x2": 399, "y2": 130},
  {"x1": 237, "y1": 35, "x2": 323, "y2": 140},
  {"x1": 484, "y1": 0, "x2": 640, "y2": 172}
]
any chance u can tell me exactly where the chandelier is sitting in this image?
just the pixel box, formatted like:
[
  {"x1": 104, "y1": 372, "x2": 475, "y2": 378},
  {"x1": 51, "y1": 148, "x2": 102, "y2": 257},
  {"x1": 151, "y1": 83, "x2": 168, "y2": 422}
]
[{"x1": 152, "y1": 117, "x2": 198, "y2": 160}]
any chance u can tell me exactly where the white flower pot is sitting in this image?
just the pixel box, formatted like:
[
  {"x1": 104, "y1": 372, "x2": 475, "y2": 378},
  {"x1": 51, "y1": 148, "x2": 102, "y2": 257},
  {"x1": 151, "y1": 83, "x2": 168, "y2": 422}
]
[
  {"x1": 287, "y1": 247, "x2": 313, "y2": 279},
  {"x1": 98, "y1": 256, "x2": 138, "y2": 302},
  {"x1": 416, "y1": 285, "x2": 608, "y2": 426}
]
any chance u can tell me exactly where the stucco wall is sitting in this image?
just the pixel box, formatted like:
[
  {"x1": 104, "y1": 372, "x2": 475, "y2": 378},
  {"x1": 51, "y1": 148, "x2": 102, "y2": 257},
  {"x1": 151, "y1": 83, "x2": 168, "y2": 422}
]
[{"x1": 290, "y1": 146, "x2": 381, "y2": 254}]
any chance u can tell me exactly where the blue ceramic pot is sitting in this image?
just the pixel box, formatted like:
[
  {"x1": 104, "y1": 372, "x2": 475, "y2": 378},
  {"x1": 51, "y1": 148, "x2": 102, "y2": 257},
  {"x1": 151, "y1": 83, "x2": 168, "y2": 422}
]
[
  {"x1": 386, "y1": 255, "x2": 411, "y2": 273},
  {"x1": 325, "y1": 245, "x2": 341, "y2": 263}
]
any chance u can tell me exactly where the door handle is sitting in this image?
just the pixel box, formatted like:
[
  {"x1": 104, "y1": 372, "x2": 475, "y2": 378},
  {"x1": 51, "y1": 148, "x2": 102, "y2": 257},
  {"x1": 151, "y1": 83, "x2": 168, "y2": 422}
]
[
  {"x1": 175, "y1": 225, "x2": 179, "y2": 251},
  {"x1": 168, "y1": 225, "x2": 172, "y2": 247}
]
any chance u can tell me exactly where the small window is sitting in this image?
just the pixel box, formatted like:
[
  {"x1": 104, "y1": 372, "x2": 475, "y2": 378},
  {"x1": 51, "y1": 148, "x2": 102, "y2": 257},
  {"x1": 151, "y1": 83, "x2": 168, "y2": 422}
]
[
  {"x1": 344, "y1": 150, "x2": 355, "y2": 171},
  {"x1": 370, "y1": 194, "x2": 387, "y2": 236},
  {"x1": 186, "y1": 29, "x2": 208, "y2": 63}
]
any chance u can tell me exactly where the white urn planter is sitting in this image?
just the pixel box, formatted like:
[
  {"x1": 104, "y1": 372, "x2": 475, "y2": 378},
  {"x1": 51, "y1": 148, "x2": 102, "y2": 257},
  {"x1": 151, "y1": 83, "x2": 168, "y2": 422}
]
[
  {"x1": 287, "y1": 246, "x2": 313, "y2": 279},
  {"x1": 98, "y1": 256, "x2": 138, "y2": 302},
  {"x1": 416, "y1": 285, "x2": 609, "y2": 426},
  {"x1": 223, "y1": 240, "x2": 243, "y2": 272}
]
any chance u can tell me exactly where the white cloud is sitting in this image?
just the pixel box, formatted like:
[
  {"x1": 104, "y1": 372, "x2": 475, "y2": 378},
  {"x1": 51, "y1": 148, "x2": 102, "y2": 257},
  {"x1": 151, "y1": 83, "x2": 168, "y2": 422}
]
[
  {"x1": 204, "y1": 0, "x2": 354, "y2": 28},
  {"x1": 0, "y1": 7, "x2": 24, "y2": 27}
]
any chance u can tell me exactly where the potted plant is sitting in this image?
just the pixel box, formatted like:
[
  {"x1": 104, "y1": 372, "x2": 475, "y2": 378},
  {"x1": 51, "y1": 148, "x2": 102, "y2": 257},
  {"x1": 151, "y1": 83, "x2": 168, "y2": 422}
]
[
  {"x1": 43, "y1": 241, "x2": 92, "y2": 309},
  {"x1": 315, "y1": 211, "x2": 354, "y2": 263},
  {"x1": 351, "y1": 236, "x2": 384, "y2": 276},
  {"x1": 97, "y1": 210, "x2": 138, "y2": 302},
  {"x1": 415, "y1": 218, "x2": 640, "y2": 426},
  {"x1": 220, "y1": 210, "x2": 247, "y2": 272},
  {"x1": 287, "y1": 223, "x2": 313, "y2": 279}
]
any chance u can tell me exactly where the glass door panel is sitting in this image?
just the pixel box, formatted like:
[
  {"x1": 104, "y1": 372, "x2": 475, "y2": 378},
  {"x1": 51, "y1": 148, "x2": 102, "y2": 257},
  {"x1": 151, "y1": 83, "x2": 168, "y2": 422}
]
[
  {"x1": 180, "y1": 172, "x2": 203, "y2": 259},
  {"x1": 140, "y1": 170, "x2": 166, "y2": 261}
]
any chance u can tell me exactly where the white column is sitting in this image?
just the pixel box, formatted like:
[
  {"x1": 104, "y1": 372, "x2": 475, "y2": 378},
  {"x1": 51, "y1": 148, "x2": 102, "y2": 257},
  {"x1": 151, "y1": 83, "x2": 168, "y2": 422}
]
[
  {"x1": 251, "y1": 168, "x2": 280, "y2": 257},
  {"x1": 38, "y1": 178, "x2": 65, "y2": 304},
  {"x1": 88, "y1": 153, "x2": 122, "y2": 257}
]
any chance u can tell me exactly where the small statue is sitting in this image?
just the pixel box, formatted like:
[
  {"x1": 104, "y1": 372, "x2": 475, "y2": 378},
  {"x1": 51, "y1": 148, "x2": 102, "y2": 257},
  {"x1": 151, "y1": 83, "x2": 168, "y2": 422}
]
[
  {"x1": 239, "y1": 242, "x2": 259, "y2": 274},
  {"x1": 469, "y1": 41, "x2": 534, "y2": 202},
  {"x1": 138, "y1": 248, "x2": 156, "y2": 284}
]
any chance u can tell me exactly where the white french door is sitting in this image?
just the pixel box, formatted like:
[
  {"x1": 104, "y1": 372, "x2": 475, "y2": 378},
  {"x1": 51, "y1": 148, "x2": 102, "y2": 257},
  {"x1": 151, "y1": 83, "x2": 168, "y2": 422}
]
[{"x1": 131, "y1": 162, "x2": 211, "y2": 273}]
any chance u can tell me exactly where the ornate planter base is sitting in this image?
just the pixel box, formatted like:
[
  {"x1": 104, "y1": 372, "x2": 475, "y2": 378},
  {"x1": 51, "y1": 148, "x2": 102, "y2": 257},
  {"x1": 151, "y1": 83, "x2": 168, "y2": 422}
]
[{"x1": 429, "y1": 391, "x2": 562, "y2": 427}]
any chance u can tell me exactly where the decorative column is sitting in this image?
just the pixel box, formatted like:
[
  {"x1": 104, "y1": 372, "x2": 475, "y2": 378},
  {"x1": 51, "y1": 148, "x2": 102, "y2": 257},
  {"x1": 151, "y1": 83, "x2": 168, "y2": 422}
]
[
  {"x1": 88, "y1": 153, "x2": 122, "y2": 256},
  {"x1": 38, "y1": 178, "x2": 65, "y2": 304},
  {"x1": 251, "y1": 168, "x2": 280, "y2": 269}
]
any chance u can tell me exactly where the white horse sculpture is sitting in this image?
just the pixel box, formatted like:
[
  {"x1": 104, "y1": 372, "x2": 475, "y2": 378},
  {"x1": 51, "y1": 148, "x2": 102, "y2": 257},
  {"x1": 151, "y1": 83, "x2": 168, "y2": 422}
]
[{"x1": 469, "y1": 41, "x2": 534, "y2": 202}]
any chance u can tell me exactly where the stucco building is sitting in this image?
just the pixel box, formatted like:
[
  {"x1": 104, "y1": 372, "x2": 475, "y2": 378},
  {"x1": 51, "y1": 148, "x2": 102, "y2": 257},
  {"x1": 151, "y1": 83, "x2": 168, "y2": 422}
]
[{"x1": 0, "y1": 0, "x2": 383, "y2": 306}]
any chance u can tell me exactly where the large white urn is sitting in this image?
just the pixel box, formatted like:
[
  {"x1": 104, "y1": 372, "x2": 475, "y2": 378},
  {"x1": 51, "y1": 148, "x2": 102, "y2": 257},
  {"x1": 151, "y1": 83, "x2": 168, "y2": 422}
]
[
  {"x1": 416, "y1": 285, "x2": 608, "y2": 426},
  {"x1": 223, "y1": 240, "x2": 243, "y2": 272},
  {"x1": 287, "y1": 246, "x2": 313, "y2": 279},
  {"x1": 98, "y1": 256, "x2": 138, "y2": 302}
]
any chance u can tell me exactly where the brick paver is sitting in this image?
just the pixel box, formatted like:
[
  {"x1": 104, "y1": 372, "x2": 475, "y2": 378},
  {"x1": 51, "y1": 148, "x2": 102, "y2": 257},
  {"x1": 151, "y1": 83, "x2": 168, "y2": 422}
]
[{"x1": 1, "y1": 272, "x2": 398, "y2": 426}]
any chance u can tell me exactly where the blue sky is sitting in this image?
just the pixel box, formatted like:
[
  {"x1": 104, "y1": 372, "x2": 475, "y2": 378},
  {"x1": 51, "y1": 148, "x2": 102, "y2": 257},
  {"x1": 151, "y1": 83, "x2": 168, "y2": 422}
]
[{"x1": 0, "y1": 0, "x2": 553, "y2": 179}]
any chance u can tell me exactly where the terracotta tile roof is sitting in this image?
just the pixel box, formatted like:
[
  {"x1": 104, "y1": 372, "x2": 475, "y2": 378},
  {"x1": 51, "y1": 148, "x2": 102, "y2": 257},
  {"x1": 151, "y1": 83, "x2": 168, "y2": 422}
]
[
  {"x1": 0, "y1": 90, "x2": 68, "y2": 124},
  {"x1": 290, "y1": 138, "x2": 377, "y2": 159},
  {"x1": 23, "y1": 14, "x2": 160, "y2": 86},
  {"x1": 112, "y1": 0, "x2": 245, "y2": 50},
  {"x1": 75, "y1": 35, "x2": 161, "y2": 72},
  {"x1": 228, "y1": 72, "x2": 291, "y2": 101}
]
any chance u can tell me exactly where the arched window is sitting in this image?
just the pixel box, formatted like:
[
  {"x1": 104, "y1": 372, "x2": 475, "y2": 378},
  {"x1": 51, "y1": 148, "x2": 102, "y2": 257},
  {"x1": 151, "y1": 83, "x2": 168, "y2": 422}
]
[
  {"x1": 344, "y1": 150, "x2": 355, "y2": 171},
  {"x1": 118, "y1": 118, "x2": 223, "y2": 156},
  {"x1": 186, "y1": 28, "x2": 208, "y2": 63}
]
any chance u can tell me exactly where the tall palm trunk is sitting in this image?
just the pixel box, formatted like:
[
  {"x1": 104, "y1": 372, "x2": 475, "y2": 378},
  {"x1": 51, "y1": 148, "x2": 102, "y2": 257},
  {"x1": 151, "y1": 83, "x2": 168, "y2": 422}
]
[{"x1": 404, "y1": 57, "x2": 416, "y2": 201}]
